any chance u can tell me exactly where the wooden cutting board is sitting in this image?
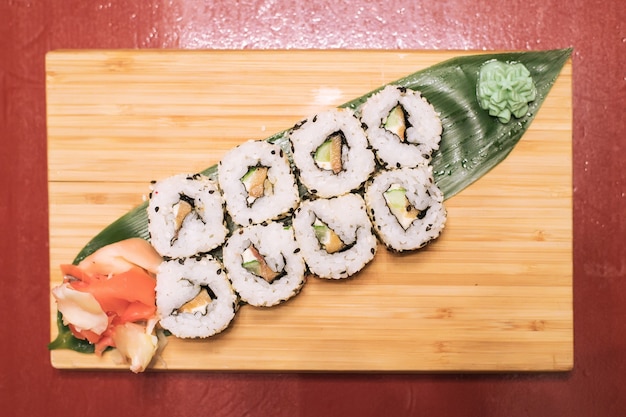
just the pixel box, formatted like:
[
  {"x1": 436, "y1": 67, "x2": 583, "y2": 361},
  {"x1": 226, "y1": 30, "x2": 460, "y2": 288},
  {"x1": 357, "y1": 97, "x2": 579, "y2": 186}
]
[{"x1": 47, "y1": 50, "x2": 573, "y2": 372}]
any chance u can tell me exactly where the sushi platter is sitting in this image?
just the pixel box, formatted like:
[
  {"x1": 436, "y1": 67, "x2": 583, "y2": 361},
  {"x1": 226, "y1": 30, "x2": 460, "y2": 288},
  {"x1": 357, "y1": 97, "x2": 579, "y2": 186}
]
[{"x1": 47, "y1": 50, "x2": 572, "y2": 371}]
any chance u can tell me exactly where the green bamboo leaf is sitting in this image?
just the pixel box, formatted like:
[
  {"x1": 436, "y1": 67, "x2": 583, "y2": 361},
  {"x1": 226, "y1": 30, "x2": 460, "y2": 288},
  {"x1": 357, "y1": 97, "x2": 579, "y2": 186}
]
[
  {"x1": 71, "y1": 49, "x2": 571, "y2": 264},
  {"x1": 48, "y1": 311, "x2": 95, "y2": 353},
  {"x1": 390, "y1": 48, "x2": 572, "y2": 198}
]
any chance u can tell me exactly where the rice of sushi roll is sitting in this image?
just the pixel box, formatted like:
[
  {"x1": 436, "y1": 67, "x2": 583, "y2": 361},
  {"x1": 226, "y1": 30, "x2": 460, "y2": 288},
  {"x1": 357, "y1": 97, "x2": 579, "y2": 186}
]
[
  {"x1": 222, "y1": 222, "x2": 306, "y2": 307},
  {"x1": 364, "y1": 166, "x2": 446, "y2": 252},
  {"x1": 148, "y1": 173, "x2": 228, "y2": 258},
  {"x1": 359, "y1": 85, "x2": 442, "y2": 168},
  {"x1": 218, "y1": 140, "x2": 300, "y2": 226},
  {"x1": 156, "y1": 255, "x2": 238, "y2": 339},
  {"x1": 292, "y1": 193, "x2": 377, "y2": 279},
  {"x1": 288, "y1": 108, "x2": 376, "y2": 198}
]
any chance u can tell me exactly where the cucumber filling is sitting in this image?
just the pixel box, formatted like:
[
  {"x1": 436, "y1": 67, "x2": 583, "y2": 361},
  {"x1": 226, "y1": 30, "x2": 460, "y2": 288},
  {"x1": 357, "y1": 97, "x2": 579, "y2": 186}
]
[
  {"x1": 313, "y1": 131, "x2": 345, "y2": 174},
  {"x1": 241, "y1": 166, "x2": 273, "y2": 204},
  {"x1": 313, "y1": 218, "x2": 346, "y2": 254},
  {"x1": 242, "y1": 244, "x2": 282, "y2": 283},
  {"x1": 383, "y1": 184, "x2": 423, "y2": 230},
  {"x1": 383, "y1": 104, "x2": 410, "y2": 142}
]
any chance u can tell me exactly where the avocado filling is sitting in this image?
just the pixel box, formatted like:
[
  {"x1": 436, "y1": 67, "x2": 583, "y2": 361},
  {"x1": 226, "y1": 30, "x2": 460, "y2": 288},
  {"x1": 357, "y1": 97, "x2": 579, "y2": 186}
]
[
  {"x1": 242, "y1": 244, "x2": 281, "y2": 283},
  {"x1": 384, "y1": 104, "x2": 410, "y2": 142},
  {"x1": 313, "y1": 218, "x2": 346, "y2": 254},
  {"x1": 314, "y1": 132, "x2": 344, "y2": 174},
  {"x1": 241, "y1": 166, "x2": 273, "y2": 204},
  {"x1": 176, "y1": 286, "x2": 215, "y2": 315},
  {"x1": 383, "y1": 184, "x2": 422, "y2": 230}
]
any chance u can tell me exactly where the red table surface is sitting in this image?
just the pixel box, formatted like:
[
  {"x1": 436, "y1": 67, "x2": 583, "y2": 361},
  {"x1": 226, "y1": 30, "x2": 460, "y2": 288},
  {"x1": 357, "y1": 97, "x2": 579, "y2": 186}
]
[{"x1": 1, "y1": 0, "x2": 625, "y2": 415}]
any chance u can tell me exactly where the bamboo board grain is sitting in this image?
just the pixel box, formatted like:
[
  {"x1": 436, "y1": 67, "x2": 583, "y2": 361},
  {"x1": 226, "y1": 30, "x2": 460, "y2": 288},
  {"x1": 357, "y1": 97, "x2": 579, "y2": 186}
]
[{"x1": 47, "y1": 50, "x2": 573, "y2": 372}]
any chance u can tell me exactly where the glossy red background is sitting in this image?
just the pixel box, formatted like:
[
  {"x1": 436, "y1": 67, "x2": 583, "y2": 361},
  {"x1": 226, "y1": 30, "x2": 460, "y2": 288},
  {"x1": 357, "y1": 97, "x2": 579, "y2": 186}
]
[{"x1": 1, "y1": 0, "x2": 625, "y2": 415}]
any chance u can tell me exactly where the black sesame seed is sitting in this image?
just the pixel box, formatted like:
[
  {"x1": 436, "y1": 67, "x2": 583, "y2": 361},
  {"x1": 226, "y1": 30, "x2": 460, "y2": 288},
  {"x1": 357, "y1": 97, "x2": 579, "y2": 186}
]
[{"x1": 154, "y1": 206, "x2": 160, "y2": 212}]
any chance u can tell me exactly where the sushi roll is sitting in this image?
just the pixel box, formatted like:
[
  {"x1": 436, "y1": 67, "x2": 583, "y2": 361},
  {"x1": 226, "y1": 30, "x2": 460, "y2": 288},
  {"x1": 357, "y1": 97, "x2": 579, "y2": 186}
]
[
  {"x1": 148, "y1": 173, "x2": 228, "y2": 258},
  {"x1": 364, "y1": 166, "x2": 446, "y2": 252},
  {"x1": 292, "y1": 193, "x2": 377, "y2": 279},
  {"x1": 359, "y1": 85, "x2": 442, "y2": 168},
  {"x1": 222, "y1": 222, "x2": 306, "y2": 307},
  {"x1": 288, "y1": 108, "x2": 376, "y2": 198},
  {"x1": 156, "y1": 255, "x2": 238, "y2": 339},
  {"x1": 218, "y1": 140, "x2": 300, "y2": 226}
]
